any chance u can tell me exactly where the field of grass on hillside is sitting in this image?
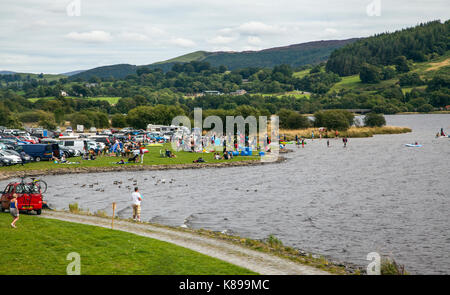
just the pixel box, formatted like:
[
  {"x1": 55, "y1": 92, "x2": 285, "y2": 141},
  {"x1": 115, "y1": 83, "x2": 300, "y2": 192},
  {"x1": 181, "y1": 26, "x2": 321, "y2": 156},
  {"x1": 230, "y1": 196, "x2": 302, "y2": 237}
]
[
  {"x1": 326, "y1": 52, "x2": 450, "y2": 94},
  {"x1": 0, "y1": 213, "x2": 255, "y2": 275},
  {"x1": 153, "y1": 51, "x2": 209, "y2": 64},
  {"x1": 28, "y1": 96, "x2": 122, "y2": 104}
]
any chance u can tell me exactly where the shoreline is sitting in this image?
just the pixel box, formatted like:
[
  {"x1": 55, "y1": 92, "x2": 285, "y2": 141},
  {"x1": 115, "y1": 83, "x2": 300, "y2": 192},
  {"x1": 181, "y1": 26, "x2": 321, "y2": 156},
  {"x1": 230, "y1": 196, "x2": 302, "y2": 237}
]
[
  {"x1": 38, "y1": 209, "x2": 359, "y2": 275},
  {"x1": 0, "y1": 156, "x2": 286, "y2": 181}
]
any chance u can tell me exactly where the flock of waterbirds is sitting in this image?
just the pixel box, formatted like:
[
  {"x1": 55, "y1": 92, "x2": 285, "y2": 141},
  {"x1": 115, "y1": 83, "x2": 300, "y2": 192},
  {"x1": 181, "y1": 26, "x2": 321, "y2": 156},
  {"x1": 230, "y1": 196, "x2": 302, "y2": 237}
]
[{"x1": 73, "y1": 175, "x2": 178, "y2": 192}]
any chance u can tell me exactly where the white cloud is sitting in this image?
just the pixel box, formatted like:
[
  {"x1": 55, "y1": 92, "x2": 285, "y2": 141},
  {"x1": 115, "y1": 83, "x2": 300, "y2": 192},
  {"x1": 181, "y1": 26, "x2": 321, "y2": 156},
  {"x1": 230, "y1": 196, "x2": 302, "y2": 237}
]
[
  {"x1": 208, "y1": 35, "x2": 236, "y2": 45},
  {"x1": 144, "y1": 27, "x2": 166, "y2": 36},
  {"x1": 118, "y1": 32, "x2": 149, "y2": 41},
  {"x1": 168, "y1": 37, "x2": 196, "y2": 48},
  {"x1": 247, "y1": 36, "x2": 262, "y2": 46},
  {"x1": 324, "y1": 28, "x2": 338, "y2": 34},
  {"x1": 237, "y1": 21, "x2": 285, "y2": 35},
  {"x1": 65, "y1": 30, "x2": 113, "y2": 43}
]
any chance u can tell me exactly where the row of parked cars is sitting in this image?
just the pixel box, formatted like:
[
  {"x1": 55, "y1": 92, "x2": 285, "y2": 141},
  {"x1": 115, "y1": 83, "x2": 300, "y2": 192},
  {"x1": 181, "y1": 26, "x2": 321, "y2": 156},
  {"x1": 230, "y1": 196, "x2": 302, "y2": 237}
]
[{"x1": 0, "y1": 125, "x2": 179, "y2": 166}]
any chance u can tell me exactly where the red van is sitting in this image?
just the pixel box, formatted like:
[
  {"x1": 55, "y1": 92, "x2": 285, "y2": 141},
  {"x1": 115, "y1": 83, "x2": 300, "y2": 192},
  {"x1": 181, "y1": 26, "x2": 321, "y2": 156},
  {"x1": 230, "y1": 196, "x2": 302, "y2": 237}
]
[{"x1": 1, "y1": 182, "x2": 43, "y2": 215}]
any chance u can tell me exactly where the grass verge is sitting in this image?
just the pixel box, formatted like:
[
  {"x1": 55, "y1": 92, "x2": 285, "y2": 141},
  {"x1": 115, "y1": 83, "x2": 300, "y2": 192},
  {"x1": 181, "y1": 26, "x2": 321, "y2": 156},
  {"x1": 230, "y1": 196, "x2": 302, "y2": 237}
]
[
  {"x1": 0, "y1": 213, "x2": 256, "y2": 275},
  {"x1": 64, "y1": 206, "x2": 353, "y2": 275}
]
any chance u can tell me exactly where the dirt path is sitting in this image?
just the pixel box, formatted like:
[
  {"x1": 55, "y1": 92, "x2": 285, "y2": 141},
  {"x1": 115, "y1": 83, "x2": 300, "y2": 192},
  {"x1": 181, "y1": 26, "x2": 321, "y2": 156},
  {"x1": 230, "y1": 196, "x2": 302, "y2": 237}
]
[{"x1": 40, "y1": 211, "x2": 330, "y2": 275}]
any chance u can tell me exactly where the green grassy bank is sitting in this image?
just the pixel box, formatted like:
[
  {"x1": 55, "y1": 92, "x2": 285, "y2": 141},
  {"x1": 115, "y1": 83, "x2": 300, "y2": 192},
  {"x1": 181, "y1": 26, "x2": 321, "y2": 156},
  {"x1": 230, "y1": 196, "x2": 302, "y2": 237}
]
[
  {"x1": 0, "y1": 213, "x2": 256, "y2": 275},
  {"x1": 0, "y1": 143, "x2": 259, "y2": 173}
]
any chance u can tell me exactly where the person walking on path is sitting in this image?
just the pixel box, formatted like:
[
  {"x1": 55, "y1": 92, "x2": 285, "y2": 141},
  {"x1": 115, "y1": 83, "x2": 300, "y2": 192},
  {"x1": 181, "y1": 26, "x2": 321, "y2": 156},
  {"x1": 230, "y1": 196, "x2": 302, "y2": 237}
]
[
  {"x1": 10, "y1": 194, "x2": 19, "y2": 228},
  {"x1": 131, "y1": 187, "x2": 143, "y2": 222},
  {"x1": 327, "y1": 139, "x2": 330, "y2": 148}
]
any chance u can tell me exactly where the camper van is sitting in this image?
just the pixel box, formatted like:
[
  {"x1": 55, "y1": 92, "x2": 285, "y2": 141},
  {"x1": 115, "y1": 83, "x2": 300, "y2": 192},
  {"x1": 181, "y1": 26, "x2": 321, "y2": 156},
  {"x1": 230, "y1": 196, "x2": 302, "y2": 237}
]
[{"x1": 58, "y1": 140, "x2": 97, "y2": 153}]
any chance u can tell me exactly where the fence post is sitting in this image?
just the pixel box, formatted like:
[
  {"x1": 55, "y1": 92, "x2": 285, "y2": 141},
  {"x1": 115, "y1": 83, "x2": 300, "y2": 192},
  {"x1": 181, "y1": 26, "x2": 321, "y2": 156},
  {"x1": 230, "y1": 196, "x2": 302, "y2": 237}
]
[{"x1": 112, "y1": 202, "x2": 116, "y2": 229}]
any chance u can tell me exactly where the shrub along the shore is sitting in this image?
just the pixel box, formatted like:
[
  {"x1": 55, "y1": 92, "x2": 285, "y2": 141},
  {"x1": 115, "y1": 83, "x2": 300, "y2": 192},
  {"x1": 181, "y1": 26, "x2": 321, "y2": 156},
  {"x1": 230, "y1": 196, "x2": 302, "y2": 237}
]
[
  {"x1": 364, "y1": 112, "x2": 386, "y2": 127},
  {"x1": 280, "y1": 126, "x2": 412, "y2": 139}
]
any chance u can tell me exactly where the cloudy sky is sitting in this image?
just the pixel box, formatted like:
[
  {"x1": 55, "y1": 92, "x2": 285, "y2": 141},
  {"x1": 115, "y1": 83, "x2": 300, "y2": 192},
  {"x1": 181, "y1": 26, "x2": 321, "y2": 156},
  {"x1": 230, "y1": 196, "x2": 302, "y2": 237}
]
[{"x1": 1, "y1": 0, "x2": 448, "y2": 74}]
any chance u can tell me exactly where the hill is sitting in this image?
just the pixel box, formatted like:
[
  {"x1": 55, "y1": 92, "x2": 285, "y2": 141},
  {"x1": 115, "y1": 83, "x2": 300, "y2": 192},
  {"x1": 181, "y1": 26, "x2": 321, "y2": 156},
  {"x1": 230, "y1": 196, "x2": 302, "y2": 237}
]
[
  {"x1": 0, "y1": 71, "x2": 16, "y2": 75},
  {"x1": 61, "y1": 70, "x2": 86, "y2": 76},
  {"x1": 70, "y1": 64, "x2": 137, "y2": 80},
  {"x1": 326, "y1": 20, "x2": 449, "y2": 76},
  {"x1": 70, "y1": 39, "x2": 357, "y2": 80},
  {"x1": 201, "y1": 39, "x2": 357, "y2": 70}
]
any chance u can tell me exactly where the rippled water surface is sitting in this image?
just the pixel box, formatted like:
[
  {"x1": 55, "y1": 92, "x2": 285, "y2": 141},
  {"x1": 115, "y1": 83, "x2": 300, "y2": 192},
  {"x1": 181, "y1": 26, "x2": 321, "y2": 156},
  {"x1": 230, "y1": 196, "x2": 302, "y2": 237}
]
[{"x1": 2, "y1": 114, "x2": 449, "y2": 274}]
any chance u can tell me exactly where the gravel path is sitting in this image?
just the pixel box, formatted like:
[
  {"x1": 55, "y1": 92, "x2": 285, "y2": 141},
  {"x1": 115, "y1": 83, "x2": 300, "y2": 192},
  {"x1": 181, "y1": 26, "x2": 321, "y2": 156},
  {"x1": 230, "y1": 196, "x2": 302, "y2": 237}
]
[{"x1": 40, "y1": 211, "x2": 330, "y2": 275}]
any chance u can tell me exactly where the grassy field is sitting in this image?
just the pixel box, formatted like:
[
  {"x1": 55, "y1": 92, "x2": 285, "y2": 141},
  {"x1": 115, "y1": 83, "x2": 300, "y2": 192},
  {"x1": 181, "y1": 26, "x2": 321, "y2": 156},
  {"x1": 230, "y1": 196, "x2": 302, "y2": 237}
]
[
  {"x1": 153, "y1": 50, "x2": 208, "y2": 64},
  {"x1": 327, "y1": 51, "x2": 450, "y2": 95},
  {"x1": 292, "y1": 69, "x2": 310, "y2": 79},
  {"x1": 84, "y1": 96, "x2": 121, "y2": 104},
  {"x1": 28, "y1": 96, "x2": 122, "y2": 104},
  {"x1": 253, "y1": 91, "x2": 311, "y2": 99},
  {"x1": 0, "y1": 143, "x2": 259, "y2": 172},
  {"x1": 0, "y1": 214, "x2": 255, "y2": 275}
]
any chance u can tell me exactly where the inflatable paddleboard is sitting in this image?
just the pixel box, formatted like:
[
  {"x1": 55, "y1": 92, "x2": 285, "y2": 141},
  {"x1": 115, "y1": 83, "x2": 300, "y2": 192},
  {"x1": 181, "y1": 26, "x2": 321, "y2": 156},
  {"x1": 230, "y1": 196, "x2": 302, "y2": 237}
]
[{"x1": 405, "y1": 144, "x2": 422, "y2": 147}]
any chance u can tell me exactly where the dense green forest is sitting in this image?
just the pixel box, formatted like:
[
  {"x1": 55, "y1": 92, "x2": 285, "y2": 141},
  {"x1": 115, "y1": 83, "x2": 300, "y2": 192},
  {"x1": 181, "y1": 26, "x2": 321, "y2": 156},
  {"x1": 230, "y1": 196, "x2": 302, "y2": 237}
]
[
  {"x1": 326, "y1": 20, "x2": 449, "y2": 76},
  {"x1": 0, "y1": 21, "x2": 449, "y2": 131}
]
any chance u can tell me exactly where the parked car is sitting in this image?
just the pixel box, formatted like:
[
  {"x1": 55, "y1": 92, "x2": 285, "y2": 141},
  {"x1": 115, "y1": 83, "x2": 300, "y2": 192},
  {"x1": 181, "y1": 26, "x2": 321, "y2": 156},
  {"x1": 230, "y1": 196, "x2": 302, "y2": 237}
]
[
  {"x1": 58, "y1": 145, "x2": 78, "y2": 158},
  {"x1": 0, "y1": 139, "x2": 18, "y2": 146},
  {"x1": 3, "y1": 149, "x2": 31, "y2": 163},
  {"x1": 1, "y1": 181, "x2": 43, "y2": 215},
  {"x1": 16, "y1": 144, "x2": 60, "y2": 162},
  {"x1": 0, "y1": 155, "x2": 13, "y2": 166},
  {"x1": 0, "y1": 150, "x2": 22, "y2": 165}
]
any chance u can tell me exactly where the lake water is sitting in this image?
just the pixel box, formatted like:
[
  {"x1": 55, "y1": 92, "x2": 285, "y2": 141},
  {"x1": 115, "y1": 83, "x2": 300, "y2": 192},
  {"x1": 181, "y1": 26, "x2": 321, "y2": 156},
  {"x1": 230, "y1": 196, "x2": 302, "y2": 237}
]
[{"x1": 2, "y1": 114, "x2": 449, "y2": 274}]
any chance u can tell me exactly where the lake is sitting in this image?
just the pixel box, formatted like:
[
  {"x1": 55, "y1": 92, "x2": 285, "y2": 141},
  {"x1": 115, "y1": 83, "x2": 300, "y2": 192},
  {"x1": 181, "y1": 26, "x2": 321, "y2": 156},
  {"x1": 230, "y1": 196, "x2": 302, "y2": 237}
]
[{"x1": 2, "y1": 114, "x2": 449, "y2": 274}]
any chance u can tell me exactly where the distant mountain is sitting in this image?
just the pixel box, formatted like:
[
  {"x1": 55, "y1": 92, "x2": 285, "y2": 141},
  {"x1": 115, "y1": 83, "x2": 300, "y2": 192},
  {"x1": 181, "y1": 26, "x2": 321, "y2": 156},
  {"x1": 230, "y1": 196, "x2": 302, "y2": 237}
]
[
  {"x1": 69, "y1": 64, "x2": 137, "y2": 80},
  {"x1": 0, "y1": 71, "x2": 16, "y2": 75},
  {"x1": 61, "y1": 70, "x2": 86, "y2": 76},
  {"x1": 200, "y1": 39, "x2": 358, "y2": 70},
  {"x1": 70, "y1": 38, "x2": 357, "y2": 80}
]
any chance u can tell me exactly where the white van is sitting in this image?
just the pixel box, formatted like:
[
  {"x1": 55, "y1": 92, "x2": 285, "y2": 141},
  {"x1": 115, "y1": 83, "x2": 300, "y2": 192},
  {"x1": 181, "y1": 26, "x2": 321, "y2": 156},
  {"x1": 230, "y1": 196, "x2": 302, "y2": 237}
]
[{"x1": 59, "y1": 140, "x2": 97, "y2": 152}]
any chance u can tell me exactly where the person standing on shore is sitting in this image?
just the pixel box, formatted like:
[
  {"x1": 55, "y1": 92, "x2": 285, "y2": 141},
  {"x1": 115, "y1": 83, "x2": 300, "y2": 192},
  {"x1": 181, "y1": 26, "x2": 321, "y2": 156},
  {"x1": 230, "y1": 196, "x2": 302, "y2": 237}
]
[
  {"x1": 10, "y1": 194, "x2": 19, "y2": 228},
  {"x1": 131, "y1": 187, "x2": 143, "y2": 222},
  {"x1": 139, "y1": 145, "x2": 145, "y2": 164},
  {"x1": 327, "y1": 139, "x2": 330, "y2": 148}
]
